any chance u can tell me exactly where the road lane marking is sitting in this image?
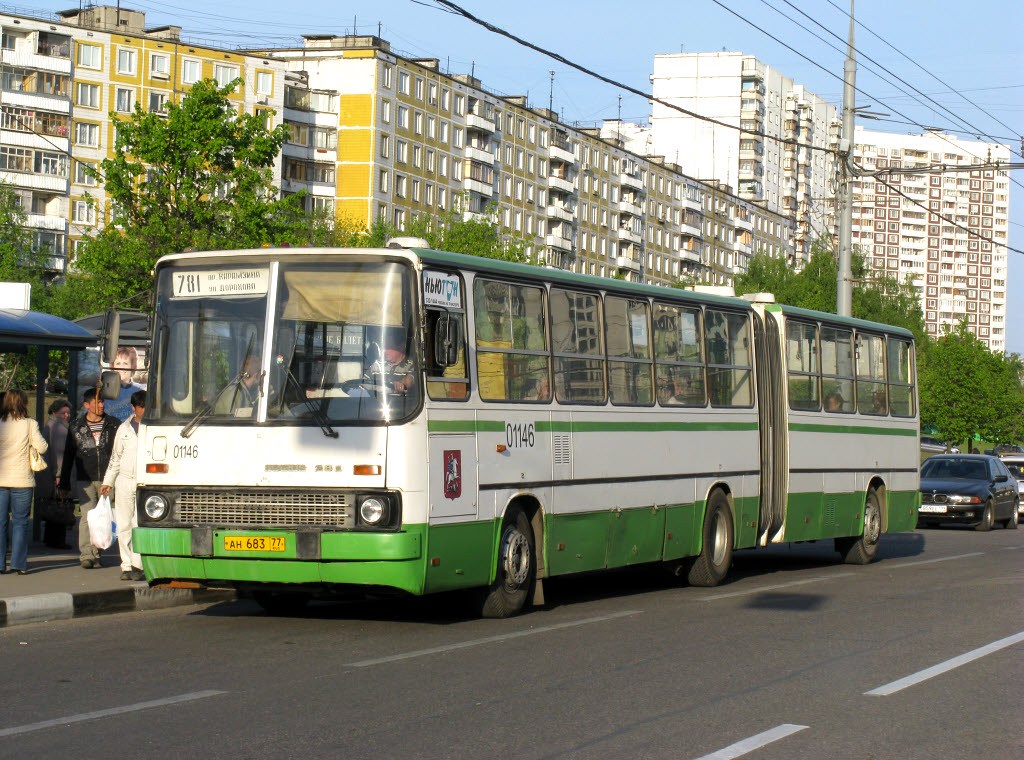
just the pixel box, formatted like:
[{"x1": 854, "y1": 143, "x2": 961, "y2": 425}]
[
  {"x1": 0, "y1": 690, "x2": 226, "y2": 738},
  {"x1": 699, "y1": 574, "x2": 854, "y2": 601},
  {"x1": 347, "y1": 610, "x2": 640, "y2": 667},
  {"x1": 886, "y1": 552, "x2": 984, "y2": 569},
  {"x1": 693, "y1": 724, "x2": 808, "y2": 759},
  {"x1": 865, "y1": 631, "x2": 1024, "y2": 696}
]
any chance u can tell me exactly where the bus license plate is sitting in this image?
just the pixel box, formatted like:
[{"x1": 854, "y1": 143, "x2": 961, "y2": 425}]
[
  {"x1": 224, "y1": 535, "x2": 286, "y2": 552},
  {"x1": 919, "y1": 504, "x2": 947, "y2": 514}
]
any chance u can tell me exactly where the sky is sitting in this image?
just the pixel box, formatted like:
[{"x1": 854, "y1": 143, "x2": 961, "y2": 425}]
[{"x1": 24, "y1": 0, "x2": 1024, "y2": 350}]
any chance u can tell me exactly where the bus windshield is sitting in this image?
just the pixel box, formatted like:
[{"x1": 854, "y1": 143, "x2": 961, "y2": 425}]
[{"x1": 150, "y1": 259, "x2": 418, "y2": 425}]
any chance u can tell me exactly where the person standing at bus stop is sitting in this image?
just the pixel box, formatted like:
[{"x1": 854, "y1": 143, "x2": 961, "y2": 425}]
[
  {"x1": 57, "y1": 388, "x2": 119, "y2": 569},
  {"x1": 0, "y1": 389, "x2": 48, "y2": 575},
  {"x1": 101, "y1": 390, "x2": 145, "y2": 581}
]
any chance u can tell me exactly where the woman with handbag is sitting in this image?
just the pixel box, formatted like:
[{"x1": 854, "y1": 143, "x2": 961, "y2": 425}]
[
  {"x1": 0, "y1": 389, "x2": 48, "y2": 575},
  {"x1": 39, "y1": 399, "x2": 73, "y2": 548}
]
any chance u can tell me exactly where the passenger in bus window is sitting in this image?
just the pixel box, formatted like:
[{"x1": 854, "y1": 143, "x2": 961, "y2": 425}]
[{"x1": 824, "y1": 391, "x2": 844, "y2": 413}]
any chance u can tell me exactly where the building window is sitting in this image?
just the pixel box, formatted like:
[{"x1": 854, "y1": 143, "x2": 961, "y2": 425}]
[
  {"x1": 116, "y1": 48, "x2": 136, "y2": 75},
  {"x1": 256, "y1": 71, "x2": 273, "y2": 96},
  {"x1": 78, "y1": 43, "x2": 101, "y2": 69},
  {"x1": 73, "y1": 200, "x2": 95, "y2": 225},
  {"x1": 150, "y1": 53, "x2": 170, "y2": 78},
  {"x1": 76, "y1": 82, "x2": 100, "y2": 109},
  {"x1": 75, "y1": 160, "x2": 97, "y2": 186},
  {"x1": 115, "y1": 87, "x2": 135, "y2": 113},
  {"x1": 75, "y1": 122, "x2": 99, "y2": 147},
  {"x1": 214, "y1": 64, "x2": 239, "y2": 88},
  {"x1": 149, "y1": 92, "x2": 169, "y2": 114},
  {"x1": 182, "y1": 58, "x2": 201, "y2": 84},
  {"x1": 397, "y1": 71, "x2": 410, "y2": 95}
]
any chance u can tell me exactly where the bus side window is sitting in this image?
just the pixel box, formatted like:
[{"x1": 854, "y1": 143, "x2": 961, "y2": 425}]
[
  {"x1": 786, "y1": 320, "x2": 819, "y2": 411},
  {"x1": 705, "y1": 309, "x2": 752, "y2": 408},
  {"x1": 425, "y1": 309, "x2": 469, "y2": 401},
  {"x1": 856, "y1": 333, "x2": 887, "y2": 415},
  {"x1": 474, "y1": 279, "x2": 549, "y2": 402},
  {"x1": 887, "y1": 337, "x2": 915, "y2": 417}
]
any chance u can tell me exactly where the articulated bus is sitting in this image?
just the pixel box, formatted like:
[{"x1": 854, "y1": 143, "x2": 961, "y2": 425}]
[{"x1": 129, "y1": 242, "x2": 919, "y2": 616}]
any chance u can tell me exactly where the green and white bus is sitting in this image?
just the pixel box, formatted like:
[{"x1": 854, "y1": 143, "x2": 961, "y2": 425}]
[{"x1": 130, "y1": 242, "x2": 919, "y2": 616}]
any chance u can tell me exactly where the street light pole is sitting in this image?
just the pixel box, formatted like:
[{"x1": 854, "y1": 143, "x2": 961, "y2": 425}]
[{"x1": 836, "y1": 0, "x2": 856, "y2": 316}]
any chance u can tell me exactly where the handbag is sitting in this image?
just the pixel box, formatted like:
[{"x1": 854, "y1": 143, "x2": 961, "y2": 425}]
[
  {"x1": 39, "y1": 496, "x2": 76, "y2": 526},
  {"x1": 29, "y1": 445, "x2": 47, "y2": 472}
]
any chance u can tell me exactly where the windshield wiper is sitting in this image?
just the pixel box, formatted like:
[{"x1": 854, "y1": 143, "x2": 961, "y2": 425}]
[
  {"x1": 181, "y1": 336, "x2": 260, "y2": 439},
  {"x1": 283, "y1": 369, "x2": 338, "y2": 439}
]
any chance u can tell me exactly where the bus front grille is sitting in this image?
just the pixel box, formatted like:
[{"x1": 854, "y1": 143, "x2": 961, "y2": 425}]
[{"x1": 176, "y1": 490, "x2": 352, "y2": 527}]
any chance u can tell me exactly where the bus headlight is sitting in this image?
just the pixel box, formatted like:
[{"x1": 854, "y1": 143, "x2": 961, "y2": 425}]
[
  {"x1": 359, "y1": 496, "x2": 387, "y2": 525},
  {"x1": 144, "y1": 494, "x2": 169, "y2": 520}
]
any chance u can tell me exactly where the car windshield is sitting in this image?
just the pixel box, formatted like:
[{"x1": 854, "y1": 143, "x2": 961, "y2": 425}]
[{"x1": 921, "y1": 458, "x2": 988, "y2": 480}]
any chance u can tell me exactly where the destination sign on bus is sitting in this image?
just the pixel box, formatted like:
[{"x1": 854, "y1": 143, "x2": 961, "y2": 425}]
[
  {"x1": 171, "y1": 269, "x2": 270, "y2": 299},
  {"x1": 422, "y1": 270, "x2": 462, "y2": 308}
]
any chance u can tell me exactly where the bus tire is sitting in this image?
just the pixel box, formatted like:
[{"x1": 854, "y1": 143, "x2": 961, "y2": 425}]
[
  {"x1": 478, "y1": 508, "x2": 535, "y2": 619},
  {"x1": 688, "y1": 491, "x2": 733, "y2": 587},
  {"x1": 836, "y1": 490, "x2": 882, "y2": 564},
  {"x1": 252, "y1": 591, "x2": 310, "y2": 616}
]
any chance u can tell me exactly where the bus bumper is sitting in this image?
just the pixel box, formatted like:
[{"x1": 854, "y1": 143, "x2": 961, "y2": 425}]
[{"x1": 134, "y1": 526, "x2": 426, "y2": 595}]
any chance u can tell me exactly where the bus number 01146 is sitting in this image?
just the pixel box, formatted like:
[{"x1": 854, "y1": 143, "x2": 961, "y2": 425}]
[{"x1": 506, "y1": 422, "x2": 535, "y2": 448}]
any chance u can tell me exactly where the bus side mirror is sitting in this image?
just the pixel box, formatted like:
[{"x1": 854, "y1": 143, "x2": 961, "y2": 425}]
[
  {"x1": 99, "y1": 370, "x2": 121, "y2": 400},
  {"x1": 434, "y1": 313, "x2": 461, "y2": 368},
  {"x1": 101, "y1": 311, "x2": 121, "y2": 365}
]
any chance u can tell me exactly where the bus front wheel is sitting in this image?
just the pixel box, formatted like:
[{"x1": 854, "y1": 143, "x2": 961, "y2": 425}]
[
  {"x1": 478, "y1": 508, "x2": 535, "y2": 618},
  {"x1": 836, "y1": 491, "x2": 881, "y2": 564},
  {"x1": 688, "y1": 491, "x2": 733, "y2": 587}
]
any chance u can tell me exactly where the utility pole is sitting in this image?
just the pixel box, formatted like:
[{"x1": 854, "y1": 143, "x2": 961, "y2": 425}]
[{"x1": 836, "y1": 0, "x2": 856, "y2": 316}]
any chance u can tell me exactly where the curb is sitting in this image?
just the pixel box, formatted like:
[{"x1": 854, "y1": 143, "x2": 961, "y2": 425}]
[{"x1": 0, "y1": 586, "x2": 236, "y2": 629}]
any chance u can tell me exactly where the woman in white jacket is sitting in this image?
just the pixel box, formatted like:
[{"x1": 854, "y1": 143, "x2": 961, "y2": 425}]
[
  {"x1": 100, "y1": 390, "x2": 145, "y2": 581},
  {"x1": 0, "y1": 389, "x2": 48, "y2": 575}
]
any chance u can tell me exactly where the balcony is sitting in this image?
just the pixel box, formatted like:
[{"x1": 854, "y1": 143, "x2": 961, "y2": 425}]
[
  {"x1": 617, "y1": 226, "x2": 641, "y2": 245},
  {"x1": 463, "y1": 177, "x2": 493, "y2": 197},
  {"x1": 680, "y1": 222, "x2": 702, "y2": 238},
  {"x1": 616, "y1": 255, "x2": 642, "y2": 273},
  {"x1": 545, "y1": 234, "x2": 574, "y2": 253},
  {"x1": 465, "y1": 112, "x2": 495, "y2": 133},
  {"x1": 619, "y1": 172, "x2": 644, "y2": 191},
  {"x1": 0, "y1": 49, "x2": 72, "y2": 75},
  {"x1": 548, "y1": 141, "x2": 574, "y2": 164},
  {"x1": 548, "y1": 174, "x2": 575, "y2": 195},
  {"x1": 25, "y1": 213, "x2": 66, "y2": 231},
  {"x1": 618, "y1": 199, "x2": 643, "y2": 216},
  {"x1": 546, "y1": 204, "x2": 574, "y2": 222},
  {"x1": 464, "y1": 144, "x2": 494, "y2": 164},
  {"x1": 678, "y1": 248, "x2": 701, "y2": 264}
]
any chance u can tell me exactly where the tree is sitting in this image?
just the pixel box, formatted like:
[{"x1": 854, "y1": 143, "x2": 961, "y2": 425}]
[
  {"x1": 918, "y1": 321, "x2": 1024, "y2": 450},
  {"x1": 0, "y1": 181, "x2": 45, "y2": 293},
  {"x1": 70, "y1": 78, "x2": 308, "y2": 311}
]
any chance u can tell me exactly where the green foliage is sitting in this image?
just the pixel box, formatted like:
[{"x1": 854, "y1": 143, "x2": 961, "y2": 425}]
[
  {"x1": 918, "y1": 321, "x2": 1024, "y2": 449},
  {"x1": 70, "y1": 78, "x2": 309, "y2": 309}
]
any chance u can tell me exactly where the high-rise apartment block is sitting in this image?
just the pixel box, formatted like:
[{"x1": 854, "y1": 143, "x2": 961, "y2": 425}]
[
  {"x1": 850, "y1": 127, "x2": 1011, "y2": 351},
  {"x1": 0, "y1": 5, "x2": 285, "y2": 270},
  {"x1": 648, "y1": 52, "x2": 837, "y2": 262}
]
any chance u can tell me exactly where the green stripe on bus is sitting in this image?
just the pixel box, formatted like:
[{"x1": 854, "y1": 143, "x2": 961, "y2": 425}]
[
  {"x1": 428, "y1": 419, "x2": 757, "y2": 433},
  {"x1": 789, "y1": 423, "x2": 917, "y2": 436}
]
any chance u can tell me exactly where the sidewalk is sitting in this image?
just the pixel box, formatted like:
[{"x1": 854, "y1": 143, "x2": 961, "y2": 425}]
[{"x1": 0, "y1": 540, "x2": 235, "y2": 629}]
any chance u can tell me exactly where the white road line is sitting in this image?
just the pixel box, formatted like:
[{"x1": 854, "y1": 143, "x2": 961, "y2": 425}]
[
  {"x1": 0, "y1": 690, "x2": 226, "y2": 738},
  {"x1": 347, "y1": 610, "x2": 640, "y2": 667},
  {"x1": 699, "y1": 573, "x2": 854, "y2": 601},
  {"x1": 886, "y1": 552, "x2": 984, "y2": 569},
  {"x1": 693, "y1": 724, "x2": 809, "y2": 760},
  {"x1": 865, "y1": 631, "x2": 1024, "y2": 696}
]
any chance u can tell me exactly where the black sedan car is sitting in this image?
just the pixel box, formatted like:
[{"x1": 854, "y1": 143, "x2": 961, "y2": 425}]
[{"x1": 919, "y1": 454, "x2": 1019, "y2": 530}]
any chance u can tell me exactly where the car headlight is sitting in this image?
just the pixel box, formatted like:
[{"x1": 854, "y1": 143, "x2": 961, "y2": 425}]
[
  {"x1": 947, "y1": 494, "x2": 981, "y2": 504},
  {"x1": 144, "y1": 494, "x2": 170, "y2": 520},
  {"x1": 359, "y1": 496, "x2": 387, "y2": 525}
]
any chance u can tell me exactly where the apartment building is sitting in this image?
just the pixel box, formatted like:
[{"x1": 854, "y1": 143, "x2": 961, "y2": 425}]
[
  {"x1": 259, "y1": 34, "x2": 794, "y2": 287},
  {"x1": 0, "y1": 5, "x2": 285, "y2": 271},
  {"x1": 648, "y1": 52, "x2": 836, "y2": 263},
  {"x1": 850, "y1": 127, "x2": 1011, "y2": 352}
]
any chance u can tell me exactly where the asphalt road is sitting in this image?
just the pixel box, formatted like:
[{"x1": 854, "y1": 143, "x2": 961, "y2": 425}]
[{"x1": 3, "y1": 525, "x2": 1022, "y2": 760}]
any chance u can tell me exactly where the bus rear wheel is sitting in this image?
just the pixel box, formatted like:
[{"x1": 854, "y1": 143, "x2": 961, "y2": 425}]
[
  {"x1": 688, "y1": 491, "x2": 733, "y2": 587},
  {"x1": 478, "y1": 508, "x2": 535, "y2": 618},
  {"x1": 836, "y1": 490, "x2": 881, "y2": 564},
  {"x1": 252, "y1": 591, "x2": 310, "y2": 616}
]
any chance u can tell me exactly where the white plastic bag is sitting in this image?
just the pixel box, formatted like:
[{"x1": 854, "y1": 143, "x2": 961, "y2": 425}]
[{"x1": 88, "y1": 494, "x2": 116, "y2": 550}]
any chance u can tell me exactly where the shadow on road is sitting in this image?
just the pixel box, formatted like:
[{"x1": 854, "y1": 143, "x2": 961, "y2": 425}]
[{"x1": 188, "y1": 532, "x2": 930, "y2": 624}]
